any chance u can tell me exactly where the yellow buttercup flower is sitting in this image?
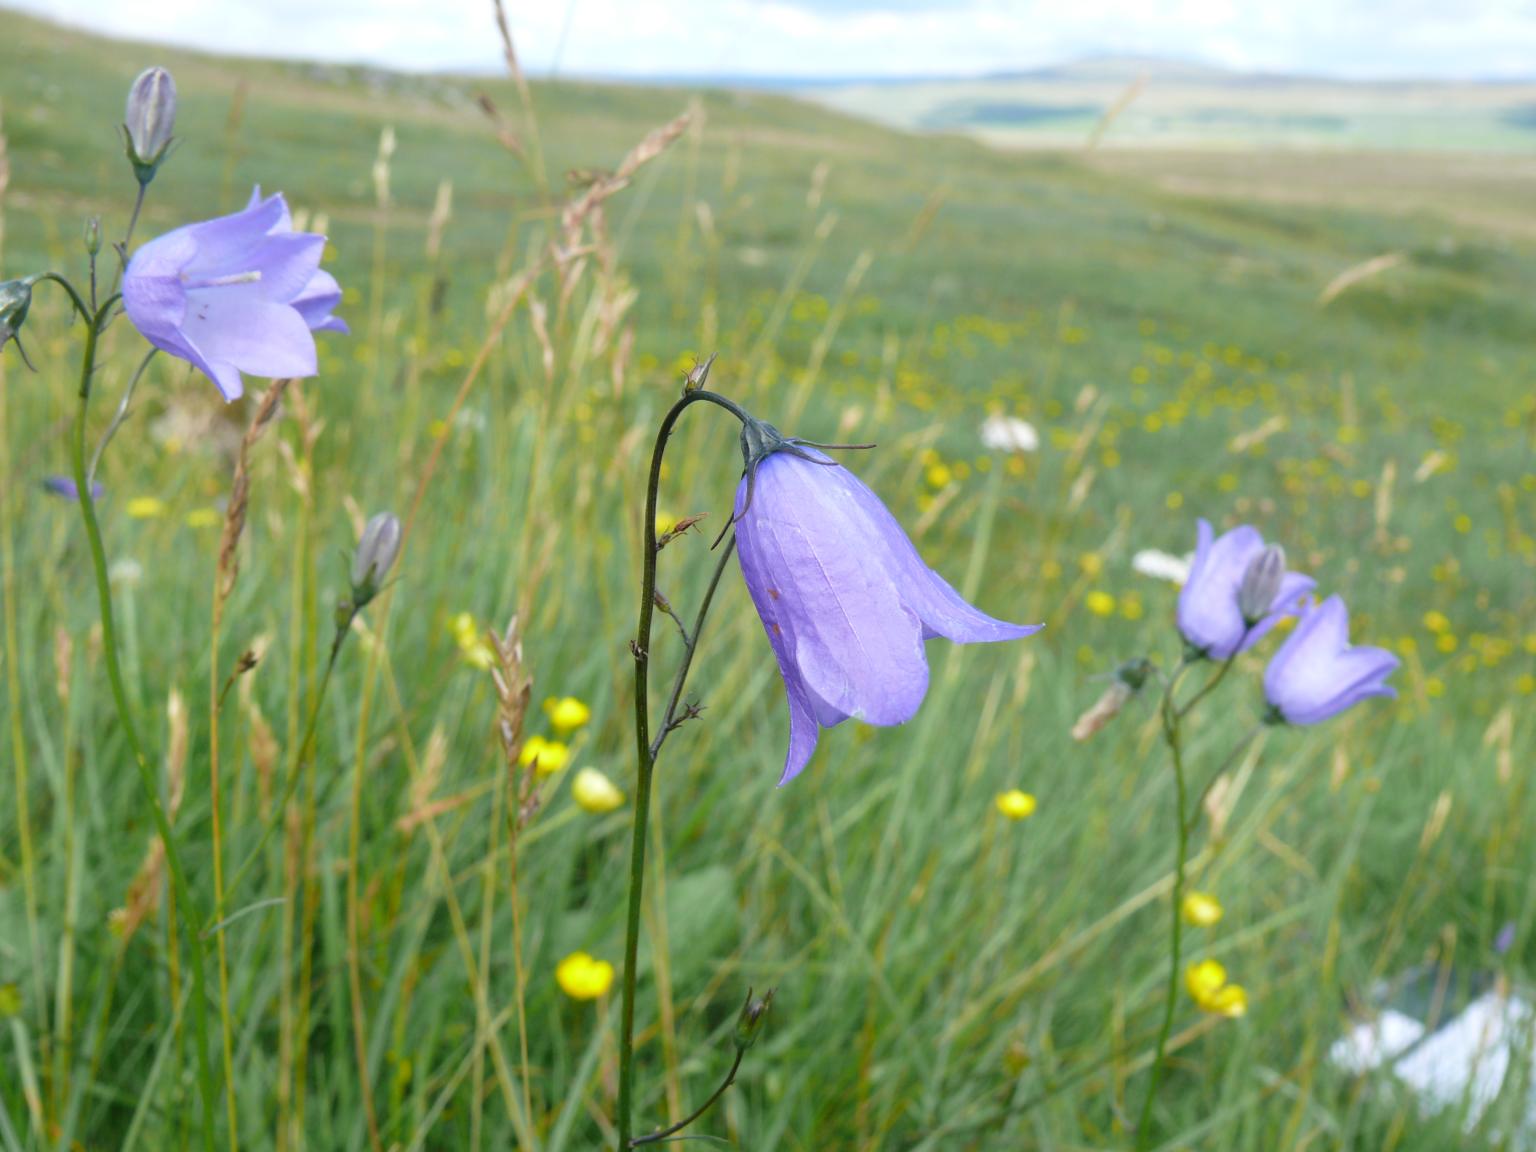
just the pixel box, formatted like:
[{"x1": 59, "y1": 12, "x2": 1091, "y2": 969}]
[
  {"x1": 1186, "y1": 958, "x2": 1248, "y2": 1017},
  {"x1": 925, "y1": 462, "x2": 953, "y2": 489},
  {"x1": 544, "y1": 696, "x2": 592, "y2": 734},
  {"x1": 185, "y1": 508, "x2": 221, "y2": 529},
  {"x1": 572, "y1": 767, "x2": 625, "y2": 813},
  {"x1": 555, "y1": 952, "x2": 614, "y2": 1001},
  {"x1": 1181, "y1": 891, "x2": 1224, "y2": 927},
  {"x1": 1205, "y1": 983, "x2": 1248, "y2": 1018},
  {"x1": 519, "y1": 736, "x2": 570, "y2": 775},
  {"x1": 1085, "y1": 590, "x2": 1116, "y2": 617},
  {"x1": 126, "y1": 496, "x2": 167, "y2": 519},
  {"x1": 995, "y1": 790, "x2": 1037, "y2": 820},
  {"x1": 1185, "y1": 959, "x2": 1228, "y2": 1004}
]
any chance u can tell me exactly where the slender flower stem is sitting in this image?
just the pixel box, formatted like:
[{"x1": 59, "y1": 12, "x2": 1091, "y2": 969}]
[
  {"x1": 619, "y1": 388, "x2": 748, "y2": 1150},
  {"x1": 1176, "y1": 652, "x2": 1238, "y2": 721},
  {"x1": 630, "y1": 1048, "x2": 746, "y2": 1147},
  {"x1": 89, "y1": 347, "x2": 157, "y2": 484},
  {"x1": 67, "y1": 301, "x2": 218, "y2": 1152},
  {"x1": 224, "y1": 615, "x2": 352, "y2": 901},
  {"x1": 1135, "y1": 659, "x2": 1193, "y2": 1150}
]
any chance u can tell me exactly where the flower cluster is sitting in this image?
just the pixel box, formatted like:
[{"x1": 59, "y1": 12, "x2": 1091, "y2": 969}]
[
  {"x1": 1178, "y1": 519, "x2": 1398, "y2": 724},
  {"x1": 1185, "y1": 958, "x2": 1247, "y2": 1018}
]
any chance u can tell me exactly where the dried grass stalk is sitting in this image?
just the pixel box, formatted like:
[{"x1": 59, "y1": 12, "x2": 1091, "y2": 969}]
[
  {"x1": 217, "y1": 378, "x2": 290, "y2": 604},
  {"x1": 110, "y1": 689, "x2": 189, "y2": 945}
]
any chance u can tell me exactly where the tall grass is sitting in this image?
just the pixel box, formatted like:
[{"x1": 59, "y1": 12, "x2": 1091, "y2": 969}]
[{"x1": 0, "y1": 10, "x2": 1534, "y2": 1150}]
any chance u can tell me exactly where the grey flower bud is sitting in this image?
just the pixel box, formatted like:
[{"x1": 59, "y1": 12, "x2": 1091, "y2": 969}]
[
  {"x1": 351, "y1": 512, "x2": 401, "y2": 603},
  {"x1": 1237, "y1": 544, "x2": 1286, "y2": 625},
  {"x1": 0, "y1": 279, "x2": 33, "y2": 350},
  {"x1": 84, "y1": 216, "x2": 103, "y2": 257},
  {"x1": 734, "y1": 987, "x2": 774, "y2": 1051},
  {"x1": 125, "y1": 67, "x2": 177, "y2": 184}
]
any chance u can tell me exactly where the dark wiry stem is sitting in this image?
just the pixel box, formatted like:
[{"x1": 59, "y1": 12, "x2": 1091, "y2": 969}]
[
  {"x1": 620, "y1": 388, "x2": 749, "y2": 1149},
  {"x1": 630, "y1": 1047, "x2": 746, "y2": 1147}
]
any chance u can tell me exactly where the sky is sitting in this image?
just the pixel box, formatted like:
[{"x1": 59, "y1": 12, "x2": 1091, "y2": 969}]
[{"x1": 9, "y1": 0, "x2": 1536, "y2": 82}]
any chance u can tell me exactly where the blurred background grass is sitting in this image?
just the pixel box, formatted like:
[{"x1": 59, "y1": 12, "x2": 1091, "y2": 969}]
[{"x1": 1, "y1": 8, "x2": 1534, "y2": 1150}]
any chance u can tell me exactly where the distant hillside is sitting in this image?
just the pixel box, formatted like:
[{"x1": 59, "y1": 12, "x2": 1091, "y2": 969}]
[{"x1": 803, "y1": 56, "x2": 1536, "y2": 151}]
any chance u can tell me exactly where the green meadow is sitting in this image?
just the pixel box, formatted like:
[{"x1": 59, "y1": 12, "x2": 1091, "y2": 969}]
[{"x1": 1, "y1": 10, "x2": 1535, "y2": 1150}]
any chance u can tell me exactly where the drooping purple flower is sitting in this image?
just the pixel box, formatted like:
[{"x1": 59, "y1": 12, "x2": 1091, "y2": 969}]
[
  {"x1": 122, "y1": 188, "x2": 346, "y2": 402},
  {"x1": 1494, "y1": 922, "x2": 1517, "y2": 956},
  {"x1": 1263, "y1": 595, "x2": 1398, "y2": 725},
  {"x1": 734, "y1": 445, "x2": 1041, "y2": 785},
  {"x1": 1178, "y1": 519, "x2": 1314, "y2": 660},
  {"x1": 42, "y1": 475, "x2": 103, "y2": 501}
]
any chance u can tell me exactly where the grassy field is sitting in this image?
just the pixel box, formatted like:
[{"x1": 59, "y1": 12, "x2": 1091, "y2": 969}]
[
  {"x1": 808, "y1": 57, "x2": 1536, "y2": 152},
  {"x1": 2, "y1": 9, "x2": 1536, "y2": 1150}
]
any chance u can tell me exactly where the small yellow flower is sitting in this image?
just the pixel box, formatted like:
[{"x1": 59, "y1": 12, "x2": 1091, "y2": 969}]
[
  {"x1": 1079, "y1": 552, "x2": 1104, "y2": 578},
  {"x1": 555, "y1": 951, "x2": 614, "y2": 1001},
  {"x1": 1205, "y1": 983, "x2": 1248, "y2": 1018},
  {"x1": 126, "y1": 496, "x2": 167, "y2": 519},
  {"x1": 925, "y1": 462, "x2": 953, "y2": 489},
  {"x1": 1085, "y1": 590, "x2": 1116, "y2": 617},
  {"x1": 544, "y1": 696, "x2": 592, "y2": 734},
  {"x1": 1423, "y1": 610, "x2": 1451, "y2": 634},
  {"x1": 1186, "y1": 959, "x2": 1226, "y2": 1002},
  {"x1": 572, "y1": 767, "x2": 625, "y2": 814},
  {"x1": 1181, "y1": 891, "x2": 1224, "y2": 927},
  {"x1": 185, "y1": 507, "x2": 221, "y2": 529},
  {"x1": 1185, "y1": 959, "x2": 1248, "y2": 1017},
  {"x1": 519, "y1": 736, "x2": 570, "y2": 775},
  {"x1": 450, "y1": 613, "x2": 496, "y2": 669},
  {"x1": 995, "y1": 789, "x2": 1037, "y2": 820}
]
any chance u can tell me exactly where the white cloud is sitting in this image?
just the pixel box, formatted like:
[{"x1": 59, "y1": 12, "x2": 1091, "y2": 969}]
[{"x1": 8, "y1": 0, "x2": 1536, "y2": 80}]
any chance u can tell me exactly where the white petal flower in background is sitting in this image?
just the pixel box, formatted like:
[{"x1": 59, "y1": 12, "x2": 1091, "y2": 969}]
[
  {"x1": 1132, "y1": 549, "x2": 1193, "y2": 585},
  {"x1": 980, "y1": 414, "x2": 1040, "y2": 454}
]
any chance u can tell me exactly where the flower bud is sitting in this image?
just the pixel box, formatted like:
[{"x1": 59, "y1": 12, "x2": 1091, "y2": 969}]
[
  {"x1": 351, "y1": 512, "x2": 401, "y2": 604},
  {"x1": 1237, "y1": 544, "x2": 1286, "y2": 626},
  {"x1": 734, "y1": 987, "x2": 774, "y2": 1051},
  {"x1": 124, "y1": 67, "x2": 177, "y2": 184},
  {"x1": 84, "y1": 216, "x2": 103, "y2": 257},
  {"x1": 0, "y1": 278, "x2": 33, "y2": 353},
  {"x1": 1071, "y1": 658, "x2": 1151, "y2": 742}
]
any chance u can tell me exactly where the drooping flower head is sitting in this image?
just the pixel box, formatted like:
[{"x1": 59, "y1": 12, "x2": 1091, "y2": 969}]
[
  {"x1": 1263, "y1": 595, "x2": 1398, "y2": 726},
  {"x1": 1177, "y1": 519, "x2": 1314, "y2": 660},
  {"x1": 732, "y1": 419, "x2": 1041, "y2": 785},
  {"x1": 123, "y1": 188, "x2": 346, "y2": 402}
]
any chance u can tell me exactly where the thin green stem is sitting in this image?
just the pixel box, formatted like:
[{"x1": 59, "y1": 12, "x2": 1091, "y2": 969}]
[
  {"x1": 618, "y1": 388, "x2": 748, "y2": 1150},
  {"x1": 225, "y1": 617, "x2": 351, "y2": 901},
  {"x1": 631, "y1": 1047, "x2": 745, "y2": 1147},
  {"x1": 69, "y1": 312, "x2": 218, "y2": 1152},
  {"x1": 28, "y1": 272, "x2": 91, "y2": 324},
  {"x1": 1135, "y1": 659, "x2": 1193, "y2": 1150},
  {"x1": 89, "y1": 347, "x2": 157, "y2": 484}
]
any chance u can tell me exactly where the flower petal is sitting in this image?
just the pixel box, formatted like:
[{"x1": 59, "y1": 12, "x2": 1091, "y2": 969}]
[
  {"x1": 795, "y1": 450, "x2": 1040, "y2": 643},
  {"x1": 742, "y1": 456, "x2": 931, "y2": 727},
  {"x1": 734, "y1": 483, "x2": 824, "y2": 784},
  {"x1": 180, "y1": 294, "x2": 318, "y2": 379},
  {"x1": 1178, "y1": 521, "x2": 1264, "y2": 658},
  {"x1": 1264, "y1": 596, "x2": 1399, "y2": 724},
  {"x1": 292, "y1": 269, "x2": 348, "y2": 333}
]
